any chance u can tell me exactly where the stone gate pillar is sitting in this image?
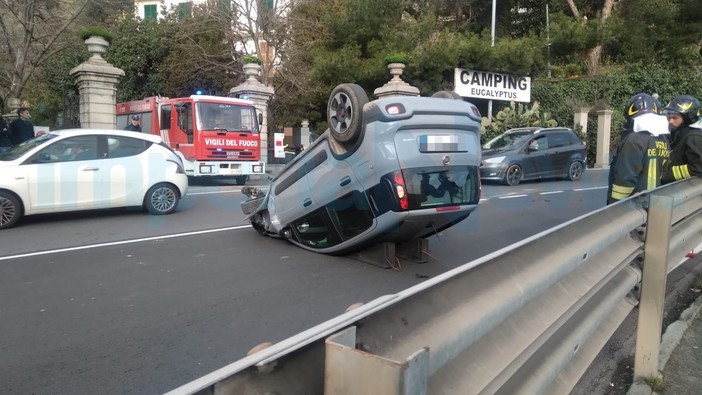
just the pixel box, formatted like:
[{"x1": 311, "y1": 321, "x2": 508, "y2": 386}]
[
  {"x1": 300, "y1": 119, "x2": 311, "y2": 148},
  {"x1": 230, "y1": 63, "x2": 274, "y2": 165},
  {"x1": 70, "y1": 36, "x2": 124, "y2": 129},
  {"x1": 595, "y1": 109, "x2": 613, "y2": 169},
  {"x1": 573, "y1": 107, "x2": 590, "y2": 138},
  {"x1": 373, "y1": 63, "x2": 419, "y2": 98}
]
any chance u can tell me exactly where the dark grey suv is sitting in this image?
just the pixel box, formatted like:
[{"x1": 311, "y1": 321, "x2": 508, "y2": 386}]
[{"x1": 480, "y1": 127, "x2": 586, "y2": 186}]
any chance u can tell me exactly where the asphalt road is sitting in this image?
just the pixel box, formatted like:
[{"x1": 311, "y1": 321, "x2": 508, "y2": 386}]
[{"x1": 0, "y1": 169, "x2": 611, "y2": 394}]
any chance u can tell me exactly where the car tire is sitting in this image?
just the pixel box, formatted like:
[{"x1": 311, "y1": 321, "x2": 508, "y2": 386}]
[
  {"x1": 144, "y1": 183, "x2": 180, "y2": 215},
  {"x1": 504, "y1": 164, "x2": 522, "y2": 186},
  {"x1": 235, "y1": 175, "x2": 249, "y2": 185},
  {"x1": 566, "y1": 160, "x2": 585, "y2": 181},
  {"x1": 0, "y1": 191, "x2": 22, "y2": 230},
  {"x1": 327, "y1": 83, "x2": 368, "y2": 144},
  {"x1": 431, "y1": 90, "x2": 463, "y2": 100}
]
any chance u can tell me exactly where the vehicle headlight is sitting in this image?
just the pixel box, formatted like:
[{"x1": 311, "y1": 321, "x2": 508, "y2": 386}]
[{"x1": 483, "y1": 156, "x2": 506, "y2": 164}]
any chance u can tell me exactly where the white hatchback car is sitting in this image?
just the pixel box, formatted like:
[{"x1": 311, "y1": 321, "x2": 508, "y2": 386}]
[{"x1": 0, "y1": 129, "x2": 188, "y2": 229}]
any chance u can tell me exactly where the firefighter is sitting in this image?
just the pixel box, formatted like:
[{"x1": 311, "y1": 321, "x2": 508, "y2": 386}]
[
  {"x1": 607, "y1": 93, "x2": 670, "y2": 204},
  {"x1": 662, "y1": 95, "x2": 702, "y2": 184},
  {"x1": 124, "y1": 114, "x2": 142, "y2": 132}
]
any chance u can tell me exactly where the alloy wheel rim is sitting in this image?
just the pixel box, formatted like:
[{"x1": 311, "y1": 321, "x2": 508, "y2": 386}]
[
  {"x1": 329, "y1": 93, "x2": 352, "y2": 135},
  {"x1": 151, "y1": 187, "x2": 176, "y2": 212},
  {"x1": 0, "y1": 197, "x2": 15, "y2": 225}
]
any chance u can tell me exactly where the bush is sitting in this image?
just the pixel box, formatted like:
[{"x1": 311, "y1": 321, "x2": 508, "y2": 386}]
[
  {"x1": 241, "y1": 54, "x2": 261, "y2": 65},
  {"x1": 565, "y1": 63, "x2": 582, "y2": 77},
  {"x1": 78, "y1": 26, "x2": 114, "y2": 43},
  {"x1": 383, "y1": 52, "x2": 409, "y2": 65}
]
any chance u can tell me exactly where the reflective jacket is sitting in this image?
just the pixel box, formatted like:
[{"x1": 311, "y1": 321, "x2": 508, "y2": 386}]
[
  {"x1": 607, "y1": 113, "x2": 670, "y2": 204},
  {"x1": 662, "y1": 126, "x2": 702, "y2": 184}
]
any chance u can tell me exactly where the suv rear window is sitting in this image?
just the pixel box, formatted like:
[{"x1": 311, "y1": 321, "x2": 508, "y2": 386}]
[{"x1": 403, "y1": 166, "x2": 480, "y2": 209}]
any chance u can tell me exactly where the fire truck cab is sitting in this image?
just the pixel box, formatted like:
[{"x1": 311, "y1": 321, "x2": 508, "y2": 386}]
[{"x1": 116, "y1": 95, "x2": 265, "y2": 184}]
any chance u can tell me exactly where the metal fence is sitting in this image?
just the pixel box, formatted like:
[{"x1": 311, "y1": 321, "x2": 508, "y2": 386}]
[{"x1": 166, "y1": 178, "x2": 702, "y2": 395}]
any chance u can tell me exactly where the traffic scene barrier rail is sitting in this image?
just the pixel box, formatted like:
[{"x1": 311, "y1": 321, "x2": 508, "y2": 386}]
[{"x1": 166, "y1": 178, "x2": 702, "y2": 395}]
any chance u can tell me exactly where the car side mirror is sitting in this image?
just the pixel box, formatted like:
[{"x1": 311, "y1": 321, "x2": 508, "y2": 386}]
[
  {"x1": 528, "y1": 145, "x2": 538, "y2": 152},
  {"x1": 258, "y1": 113, "x2": 263, "y2": 125}
]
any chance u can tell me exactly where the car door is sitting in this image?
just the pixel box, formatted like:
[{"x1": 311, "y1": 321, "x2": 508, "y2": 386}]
[
  {"x1": 522, "y1": 134, "x2": 553, "y2": 177},
  {"x1": 268, "y1": 150, "x2": 313, "y2": 228},
  {"x1": 23, "y1": 135, "x2": 106, "y2": 212},
  {"x1": 101, "y1": 135, "x2": 154, "y2": 207},
  {"x1": 546, "y1": 131, "x2": 574, "y2": 172}
]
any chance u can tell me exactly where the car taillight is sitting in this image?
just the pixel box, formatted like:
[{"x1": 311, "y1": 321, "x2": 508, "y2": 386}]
[{"x1": 392, "y1": 171, "x2": 409, "y2": 210}]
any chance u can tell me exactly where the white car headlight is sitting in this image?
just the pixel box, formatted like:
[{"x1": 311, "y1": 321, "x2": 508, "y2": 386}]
[{"x1": 483, "y1": 156, "x2": 506, "y2": 164}]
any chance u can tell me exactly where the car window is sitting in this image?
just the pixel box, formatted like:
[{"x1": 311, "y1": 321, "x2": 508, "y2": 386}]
[
  {"x1": 326, "y1": 191, "x2": 374, "y2": 240},
  {"x1": 106, "y1": 135, "x2": 151, "y2": 158},
  {"x1": 28, "y1": 135, "x2": 99, "y2": 163},
  {"x1": 482, "y1": 131, "x2": 531, "y2": 149},
  {"x1": 548, "y1": 133, "x2": 571, "y2": 148},
  {"x1": 529, "y1": 135, "x2": 549, "y2": 151},
  {"x1": 292, "y1": 209, "x2": 342, "y2": 249},
  {"x1": 403, "y1": 166, "x2": 480, "y2": 208},
  {"x1": 567, "y1": 132, "x2": 583, "y2": 145},
  {"x1": 0, "y1": 133, "x2": 57, "y2": 161}
]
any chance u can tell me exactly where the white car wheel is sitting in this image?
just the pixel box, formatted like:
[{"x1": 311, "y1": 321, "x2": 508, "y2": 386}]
[
  {"x1": 144, "y1": 183, "x2": 180, "y2": 215},
  {"x1": 0, "y1": 191, "x2": 22, "y2": 229}
]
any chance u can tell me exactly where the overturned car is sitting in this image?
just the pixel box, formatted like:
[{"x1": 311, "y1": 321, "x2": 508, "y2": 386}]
[{"x1": 241, "y1": 84, "x2": 482, "y2": 255}]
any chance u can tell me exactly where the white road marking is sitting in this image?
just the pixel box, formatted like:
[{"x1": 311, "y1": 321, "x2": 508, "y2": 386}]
[
  {"x1": 0, "y1": 226, "x2": 251, "y2": 261},
  {"x1": 481, "y1": 185, "x2": 607, "y2": 200},
  {"x1": 540, "y1": 191, "x2": 564, "y2": 195},
  {"x1": 499, "y1": 194, "x2": 528, "y2": 199},
  {"x1": 574, "y1": 186, "x2": 608, "y2": 191},
  {"x1": 189, "y1": 189, "x2": 241, "y2": 196}
]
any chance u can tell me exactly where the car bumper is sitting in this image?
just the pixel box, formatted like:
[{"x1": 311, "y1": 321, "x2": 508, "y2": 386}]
[{"x1": 480, "y1": 164, "x2": 508, "y2": 181}]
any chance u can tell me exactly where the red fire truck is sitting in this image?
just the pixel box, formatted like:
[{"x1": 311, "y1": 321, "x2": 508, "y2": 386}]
[{"x1": 116, "y1": 95, "x2": 265, "y2": 184}]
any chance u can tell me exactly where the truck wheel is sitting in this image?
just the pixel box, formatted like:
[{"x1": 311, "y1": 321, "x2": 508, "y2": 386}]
[
  {"x1": 0, "y1": 191, "x2": 22, "y2": 230},
  {"x1": 327, "y1": 84, "x2": 368, "y2": 144},
  {"x1": 235, "y1": 175, "x2": 249, "y2": 185},
  {"x1": 431, "y1": 90, "x2": 463, "y2": 100},
  {"x1": 144, "y1": 183, "x2": 180, "y2": 215}
]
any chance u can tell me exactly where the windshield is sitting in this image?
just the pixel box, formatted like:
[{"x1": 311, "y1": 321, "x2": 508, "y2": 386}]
[
  {"x1": 0, "y1": 133, "x2": 58, "y2": 161},
  {"x1": 482, "y1": 131, "x2": 532, "y2": 150},
  {"x1": 196, "y1": 102, "x2": 259, "y2": 133}
]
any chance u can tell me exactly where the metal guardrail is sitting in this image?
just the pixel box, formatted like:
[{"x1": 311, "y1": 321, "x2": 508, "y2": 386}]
[{"x1": 166, "y1": 178, "x2": 702, "y2": 395}]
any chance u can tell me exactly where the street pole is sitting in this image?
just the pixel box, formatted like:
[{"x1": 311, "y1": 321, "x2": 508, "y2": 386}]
[
  {"x1": 547, "y1": 3, "x2": 551, "y2": 78},
  {"x1": 488, "y1": 0, "x2": 496, "y2": 120}
]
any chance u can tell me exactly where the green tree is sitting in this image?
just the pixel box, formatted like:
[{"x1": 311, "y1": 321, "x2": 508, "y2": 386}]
[
  {"x1": 0, "y1": 0, "x2": 106, "y2": 112},
  {"x1": 106, "y1": 16, "x2": 178, "y2": 101}
]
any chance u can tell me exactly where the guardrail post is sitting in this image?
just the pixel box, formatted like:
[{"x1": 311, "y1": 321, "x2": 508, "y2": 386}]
[
  {"x1": 634, "y1": 193, "x2": 674, "y2": 380},
  {"x1": 325, "y1": 326, "x2": 429, "y2": 395}
]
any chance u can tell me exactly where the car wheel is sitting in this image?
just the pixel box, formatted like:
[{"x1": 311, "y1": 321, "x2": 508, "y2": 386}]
[
  {"x1": 431, "y1": 90, "x2": 463, "y2": 100},
  {"x1": 504, "y1": 164, "x2": 522, "y2": 186},
  {"x1": 144, "y1": 183, "x2": 180, "y2": 215},
  {"x1": 0, "y1": 191, "x2": 22, "y2": 230},
  {"x1": 327, "y1": 83, "x2": 369, "y2": 144},
  {"x1": 566, "y1": 161, "x2": 584, "y2": 181}
]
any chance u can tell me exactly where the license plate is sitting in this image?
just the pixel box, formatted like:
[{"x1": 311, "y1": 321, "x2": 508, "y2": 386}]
[{"x1": 419, "y1": 135, "x2": 461, "y2": 152}]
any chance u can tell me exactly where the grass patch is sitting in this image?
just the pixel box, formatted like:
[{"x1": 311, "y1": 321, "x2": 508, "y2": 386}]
[
  {"x1": 693, "y1": 275, "x2": 702, "y2": 291},
  {"x1": 644, "y1": 375, "x2": 667, "y2": 392}
]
